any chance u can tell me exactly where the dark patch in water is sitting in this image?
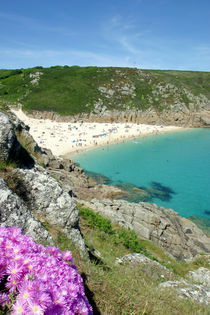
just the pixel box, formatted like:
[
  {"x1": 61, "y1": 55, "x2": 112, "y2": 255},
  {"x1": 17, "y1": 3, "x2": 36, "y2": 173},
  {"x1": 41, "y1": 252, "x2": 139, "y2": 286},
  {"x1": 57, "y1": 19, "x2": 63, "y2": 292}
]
[
  {"x1": 85, "y1": 170, "x2": 112, "y2": 185},
  {"x1": 151, "y1": 182, "x2": 176, "y2": 195},
  {"x1": 114, "y1": 181, "x2": 176, "y2": 203},
  {"x1": 204, "y1": 210, "x2": 210, "y2": 216},
  {"x1": 82, "y1": 170, "x2": 176, "y2": 203},
  {"x1": 137, "y1": 181, "x2": 176, "y2": 202}
]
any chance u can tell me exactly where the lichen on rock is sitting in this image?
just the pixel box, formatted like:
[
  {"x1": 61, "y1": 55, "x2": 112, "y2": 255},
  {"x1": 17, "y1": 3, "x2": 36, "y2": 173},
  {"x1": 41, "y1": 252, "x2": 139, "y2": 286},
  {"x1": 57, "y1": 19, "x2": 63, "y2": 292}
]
[{"x1": 0, "y1": 177, "x2": 53, "y2": 245}]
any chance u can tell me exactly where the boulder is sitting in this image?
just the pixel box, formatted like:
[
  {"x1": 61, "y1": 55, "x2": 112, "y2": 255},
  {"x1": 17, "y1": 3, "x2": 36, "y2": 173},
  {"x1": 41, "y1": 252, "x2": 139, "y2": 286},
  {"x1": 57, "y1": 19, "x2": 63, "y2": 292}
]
[
  {"x1": 159, "y1": 280, "x2": 210, "y2": 305},
  {"x1": 79, "y1": 198, "x2": 210, "y2": 260},
  {"x1": 0, "y1": 177, "x2": 53, "y2": 245},
  {"x1": 115, "y1": 253, "x2": 172, "y2": 281},
  {"x1": 115, "y1": 253, "x2": 162, "y2": 266},
  {"x1": 187, "y1": 268, "x2": 210, "y2": 287}
]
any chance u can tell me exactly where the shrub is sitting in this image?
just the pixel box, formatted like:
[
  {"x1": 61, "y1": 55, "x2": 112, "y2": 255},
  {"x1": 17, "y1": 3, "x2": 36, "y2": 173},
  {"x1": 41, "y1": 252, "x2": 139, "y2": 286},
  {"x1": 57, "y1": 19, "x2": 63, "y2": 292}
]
[
  {"x1": 79, "y1": 207, "x2": 113, "y2": 234},
  {"x1": 0, "y1": 226, "x2": 92, "y2": 314},
  {"x1": 78, "y1": 206, "x2": 156, "y2": 259}
]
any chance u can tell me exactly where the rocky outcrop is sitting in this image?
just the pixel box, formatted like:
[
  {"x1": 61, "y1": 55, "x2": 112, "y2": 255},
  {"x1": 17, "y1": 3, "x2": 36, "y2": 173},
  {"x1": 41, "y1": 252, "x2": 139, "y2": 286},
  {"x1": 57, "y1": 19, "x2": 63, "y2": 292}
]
[
  {"x1": 187, "y1": 268, "x2": 210, "y2": 287},
  {"x1": 159, "y1": 280, "x2": 210, "y2": 305},
  {"x1": 26, "y1": 108, "x2": 210, "y2": 128},
  {"x1": 0, "y1": 112, "x2": 17, "y2": 161},
  {"x1": 115, "y1": 253, "x2": 172, "y2": 280},
  {"x1": 200, "y1": 112, "x2": 210, "y2": 126},
  {"x1": 0, "y1": 111, "x2": 88, "y2": 258},
  {"x1": 116, "y1": 253, "x2": 170, "y2": 269},
  {"x1": 10, "y1": 165, "x2": 88, "y2": 258},
  {"x1": 0, "y1": 177, "x2": 53, "y2": 245},
  {"x1": 7, "y1": 110, "x2": 91, "y2": 196},
  {"x1": 78, "y1": 198, "x2": 210, "y2": 260}
]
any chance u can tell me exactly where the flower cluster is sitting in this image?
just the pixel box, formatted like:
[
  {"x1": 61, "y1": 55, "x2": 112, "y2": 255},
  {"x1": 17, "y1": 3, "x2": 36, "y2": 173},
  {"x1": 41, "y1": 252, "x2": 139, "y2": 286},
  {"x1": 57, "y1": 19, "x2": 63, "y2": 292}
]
[{"x1": 0, "y1": 226, "x2": 92, "y2": 314}]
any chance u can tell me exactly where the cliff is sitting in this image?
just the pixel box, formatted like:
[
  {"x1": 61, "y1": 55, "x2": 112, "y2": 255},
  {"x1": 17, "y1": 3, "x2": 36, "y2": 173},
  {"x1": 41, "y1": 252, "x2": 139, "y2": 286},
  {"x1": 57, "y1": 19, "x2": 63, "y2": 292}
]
[
  {"x1": 0, "y1": 111, "x2": 88, "y2": 258},
  {"x1": 78, "y1": 198, "x2": 210, "y2": 260}
]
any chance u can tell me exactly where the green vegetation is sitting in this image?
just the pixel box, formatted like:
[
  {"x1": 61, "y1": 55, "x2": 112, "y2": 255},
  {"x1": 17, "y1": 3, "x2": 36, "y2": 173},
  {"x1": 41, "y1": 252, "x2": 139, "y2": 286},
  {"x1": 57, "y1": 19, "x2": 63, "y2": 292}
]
[
  {"x1": 0, "y1": 66, "x2": 209, "y2": 115},
  {"x1": 43, "y1": 205, "x2": 209, "y2": 314},
  {"x1": 78, "y1": 206, "x2": 154, "y2": 259},
  {"x1": 0, "y1": 160, "x2": 18, "y2": 173}
]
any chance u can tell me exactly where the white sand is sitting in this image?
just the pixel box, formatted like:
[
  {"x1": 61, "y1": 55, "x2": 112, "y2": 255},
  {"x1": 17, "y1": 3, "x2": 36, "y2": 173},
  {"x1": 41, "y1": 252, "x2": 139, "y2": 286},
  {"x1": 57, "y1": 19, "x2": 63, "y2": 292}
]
[{"x1": 11, "y1": 109, "x2": 183, "y2": 157}]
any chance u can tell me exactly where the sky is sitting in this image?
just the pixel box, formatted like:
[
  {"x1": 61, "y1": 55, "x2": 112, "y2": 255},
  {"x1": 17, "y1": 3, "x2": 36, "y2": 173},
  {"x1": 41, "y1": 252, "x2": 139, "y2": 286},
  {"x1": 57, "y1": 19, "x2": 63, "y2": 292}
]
[{"x1": 0, "y1": 0, "x2": 209, "y2": 71}]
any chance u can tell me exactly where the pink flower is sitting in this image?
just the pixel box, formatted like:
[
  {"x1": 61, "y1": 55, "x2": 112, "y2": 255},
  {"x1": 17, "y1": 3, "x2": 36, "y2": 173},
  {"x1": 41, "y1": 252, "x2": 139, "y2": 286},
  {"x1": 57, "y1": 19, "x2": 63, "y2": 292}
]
[
  {"x1": 11, "y1": 299, "x2": 27, "y2": 314},
  {"x1": 6, "y1": 261, "x2": 24, "y2": 280},
  {"x1": 0, "y1": 226, "x2": 93, "y2": 314},
  {"x1": 0, "y1": 292, "x2": 9, "y2": 305},
  {"x1": 26, "y1": 301, "x2": 44, "y2": 315},
  {"x1": 62, "y1": 250, "x2": 74, "y2": 263}
]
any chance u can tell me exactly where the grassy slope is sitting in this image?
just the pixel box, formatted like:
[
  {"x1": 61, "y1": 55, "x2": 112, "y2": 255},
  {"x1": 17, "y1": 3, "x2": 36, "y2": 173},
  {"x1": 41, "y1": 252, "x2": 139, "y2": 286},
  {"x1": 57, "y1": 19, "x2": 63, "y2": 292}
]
[
  {"x1": 0, "y1": 66, "x2": 209, "y2": 115},
  {"x1": 51, "y1": 205, "x2": 210, "y2": 314}
]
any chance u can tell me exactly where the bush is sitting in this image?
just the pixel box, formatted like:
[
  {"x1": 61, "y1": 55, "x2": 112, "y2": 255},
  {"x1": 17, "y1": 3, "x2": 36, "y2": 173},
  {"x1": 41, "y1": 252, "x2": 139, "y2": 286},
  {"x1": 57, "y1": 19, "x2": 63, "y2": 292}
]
[{"x1": 79, "y1": 207, "x2": 113, "y2": 234}]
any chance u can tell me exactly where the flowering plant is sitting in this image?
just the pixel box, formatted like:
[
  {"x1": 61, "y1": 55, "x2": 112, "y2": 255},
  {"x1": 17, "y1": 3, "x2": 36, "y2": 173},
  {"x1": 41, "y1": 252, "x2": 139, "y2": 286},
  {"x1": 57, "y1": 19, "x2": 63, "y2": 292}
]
[{"x1": 0, "y1": 226, "x2": 92, "y2": 314}]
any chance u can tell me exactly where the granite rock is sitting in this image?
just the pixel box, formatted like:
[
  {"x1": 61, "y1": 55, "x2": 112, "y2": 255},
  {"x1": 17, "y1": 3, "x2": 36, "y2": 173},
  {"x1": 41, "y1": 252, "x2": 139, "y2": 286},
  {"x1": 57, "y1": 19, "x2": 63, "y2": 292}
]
[
  {"x1": 0, "y1": 111, "x2": 88, "y2": 258},
  {"x1": 11, "y1": 165, "x2": 88, "y2": 258},
  {"x1": 187, "y1": 268, "x2": 210, "y2": 287},
  {"x1": 0, "y1": 177, "x2": 53, "y2": 245},
  {"x1": 0, "y1": 111, "x2": 16, "y2": 161},
  {"x1": 159, "y1": 280, "x2": 210, "y2": 305},
  {"x1": 79, "y1": 198, "x2": 210, "y2": 260}
]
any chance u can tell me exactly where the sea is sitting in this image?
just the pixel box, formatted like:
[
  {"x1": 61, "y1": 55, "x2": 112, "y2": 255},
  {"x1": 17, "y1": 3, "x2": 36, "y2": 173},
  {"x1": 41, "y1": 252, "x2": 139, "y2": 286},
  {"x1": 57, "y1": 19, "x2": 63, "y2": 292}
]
[{"x1": 72, "y1": 128, "x2": 210, "y2": 233}]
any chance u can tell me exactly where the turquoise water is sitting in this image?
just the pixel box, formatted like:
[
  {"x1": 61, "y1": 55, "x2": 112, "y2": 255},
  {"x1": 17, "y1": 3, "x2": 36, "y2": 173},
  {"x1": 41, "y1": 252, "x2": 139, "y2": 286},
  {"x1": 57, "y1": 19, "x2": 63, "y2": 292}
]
[{"x1": 72, "y1": 129, "x2": 210, "y2": 221}]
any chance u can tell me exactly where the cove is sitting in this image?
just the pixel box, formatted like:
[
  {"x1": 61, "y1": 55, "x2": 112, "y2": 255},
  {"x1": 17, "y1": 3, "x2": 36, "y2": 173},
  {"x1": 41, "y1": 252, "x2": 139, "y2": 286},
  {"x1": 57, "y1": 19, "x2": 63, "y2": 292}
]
[{"x1": 72, "y1": 128, "x2": 210, "y2": 229}]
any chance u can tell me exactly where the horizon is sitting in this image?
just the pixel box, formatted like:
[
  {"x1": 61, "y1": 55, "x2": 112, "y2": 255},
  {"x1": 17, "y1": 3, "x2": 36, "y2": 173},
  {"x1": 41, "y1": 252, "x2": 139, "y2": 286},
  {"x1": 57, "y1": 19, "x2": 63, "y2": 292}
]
[
  {"x1": 0, "y1": 0, "x2": 209, "y2": 71},
  {"x1": 1, "y1": 65, "x2": 210, "y2": 73}
]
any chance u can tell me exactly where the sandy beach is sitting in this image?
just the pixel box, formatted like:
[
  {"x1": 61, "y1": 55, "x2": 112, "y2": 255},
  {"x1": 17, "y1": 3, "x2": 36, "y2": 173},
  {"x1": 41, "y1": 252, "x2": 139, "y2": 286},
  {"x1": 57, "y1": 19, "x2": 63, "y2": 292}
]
[{"x1": 11, "y1": 109, "x2": 183, "y2": 157}]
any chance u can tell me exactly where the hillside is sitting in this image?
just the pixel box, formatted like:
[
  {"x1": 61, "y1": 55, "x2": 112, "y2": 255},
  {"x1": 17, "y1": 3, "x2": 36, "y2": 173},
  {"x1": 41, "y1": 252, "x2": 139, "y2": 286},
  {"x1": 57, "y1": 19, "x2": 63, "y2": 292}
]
[{"x1": 0, "y1": 66, "x2": 209, "y2": 120}]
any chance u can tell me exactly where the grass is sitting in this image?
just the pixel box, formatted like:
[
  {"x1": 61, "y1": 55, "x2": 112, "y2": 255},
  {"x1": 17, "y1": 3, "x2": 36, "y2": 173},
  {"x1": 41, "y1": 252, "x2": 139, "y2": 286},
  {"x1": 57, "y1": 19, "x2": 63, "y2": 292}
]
[
  {"x1": 48, "y1": 205, "x2": 210, "y2": 314},
  {"x1": 0, "y1": 66, "x2": 209, "y2": 116},
  {"x1": 78, "y1": 206, "x2": 155, "y2": 260},
  {"x1": 0, "y1": 160, "x2": 17, "y2": 171}
]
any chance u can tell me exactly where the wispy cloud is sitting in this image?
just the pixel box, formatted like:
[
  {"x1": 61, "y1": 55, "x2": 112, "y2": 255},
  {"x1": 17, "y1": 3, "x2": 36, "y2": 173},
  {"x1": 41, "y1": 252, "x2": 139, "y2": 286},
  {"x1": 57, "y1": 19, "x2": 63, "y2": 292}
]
[{"x1": 102, "y1": 15, "x2": 148, "y2": 55}]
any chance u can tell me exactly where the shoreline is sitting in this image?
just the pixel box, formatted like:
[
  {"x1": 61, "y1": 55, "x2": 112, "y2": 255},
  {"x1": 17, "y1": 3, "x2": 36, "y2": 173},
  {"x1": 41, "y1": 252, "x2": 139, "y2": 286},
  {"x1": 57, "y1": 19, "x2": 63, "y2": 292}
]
[
  {"x1": 11, "y1": 109, "x2": 186, "y2": 158},
  {"x1": 64, "y1": 126, "x2": 186, "y2": 159}
]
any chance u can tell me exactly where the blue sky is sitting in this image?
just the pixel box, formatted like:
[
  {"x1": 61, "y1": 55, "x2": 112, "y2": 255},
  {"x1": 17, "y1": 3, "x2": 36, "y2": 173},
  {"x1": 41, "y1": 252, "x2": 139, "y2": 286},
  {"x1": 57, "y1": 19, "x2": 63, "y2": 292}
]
[{"x1": 0, "y1": 0, "x2": 209, "y2": 71}]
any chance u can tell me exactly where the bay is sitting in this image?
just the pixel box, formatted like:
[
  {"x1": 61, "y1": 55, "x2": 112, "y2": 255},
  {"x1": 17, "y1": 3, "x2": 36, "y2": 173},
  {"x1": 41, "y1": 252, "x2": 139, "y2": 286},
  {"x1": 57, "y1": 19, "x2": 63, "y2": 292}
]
[{"x1": 72, "y1": 128, "x2": 210, "y2": 227}]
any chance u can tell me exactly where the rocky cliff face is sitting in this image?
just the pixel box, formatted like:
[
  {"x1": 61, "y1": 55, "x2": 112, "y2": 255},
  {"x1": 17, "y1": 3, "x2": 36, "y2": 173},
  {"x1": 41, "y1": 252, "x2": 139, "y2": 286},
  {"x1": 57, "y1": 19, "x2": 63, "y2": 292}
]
[
  {"x1": 78, "y1": 198, "x2": 210, "y2": 260},
  {"x1": 10, "y1": 165, "x2": 87, "y2": 257},
  {"x1": 26, "y1": 107, "x2": 210, "y2": 128},
  {"x1": 0, "y1": 177, "x2": 53, "y2": 245},
  {"x1": 0, "y1": 111, "x2": 88, "y2": 258},
  {"x1": 0, "y1": 112, "x2": 18, "y2": 161}
]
